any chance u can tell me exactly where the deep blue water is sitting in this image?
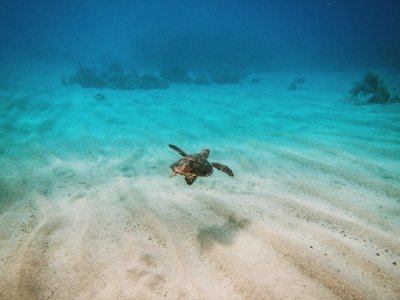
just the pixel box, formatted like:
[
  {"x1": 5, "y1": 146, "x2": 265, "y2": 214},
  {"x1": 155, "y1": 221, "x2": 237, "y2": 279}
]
[{"x1": 1, "y1": 0, "x2": 400, "y2": 71}]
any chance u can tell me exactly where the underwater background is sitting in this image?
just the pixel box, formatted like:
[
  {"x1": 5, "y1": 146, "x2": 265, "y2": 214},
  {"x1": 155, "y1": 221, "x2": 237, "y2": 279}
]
[{"x1": 1, "y1": 1, "x2": 399, "y2": 299}]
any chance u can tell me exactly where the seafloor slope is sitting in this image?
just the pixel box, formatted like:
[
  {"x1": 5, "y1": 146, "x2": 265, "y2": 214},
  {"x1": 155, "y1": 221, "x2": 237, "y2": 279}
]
[{"x1": 0, "y1": 68, "x2": 399, "y2": 299}]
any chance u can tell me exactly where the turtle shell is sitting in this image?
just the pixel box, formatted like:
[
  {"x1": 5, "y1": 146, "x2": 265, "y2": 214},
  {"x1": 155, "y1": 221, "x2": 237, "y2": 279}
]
[{"x1": 170, "y1": 154, "x2": 213, "y2": 177}]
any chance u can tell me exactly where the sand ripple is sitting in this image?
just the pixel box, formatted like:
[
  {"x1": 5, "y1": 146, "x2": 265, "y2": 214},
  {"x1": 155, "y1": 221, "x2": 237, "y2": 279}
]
[{"x1": 0, "y1": 71, "x2": 399, "y2": 299}]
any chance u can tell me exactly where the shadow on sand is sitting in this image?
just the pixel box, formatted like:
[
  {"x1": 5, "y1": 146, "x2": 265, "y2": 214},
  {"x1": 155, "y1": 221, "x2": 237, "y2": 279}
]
[{"x1": 197, "y1": 214, "x2": 250, "y2": 252}]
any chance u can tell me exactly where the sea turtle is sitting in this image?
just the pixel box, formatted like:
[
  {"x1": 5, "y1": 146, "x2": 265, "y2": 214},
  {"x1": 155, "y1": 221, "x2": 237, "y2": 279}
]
[{"x1": 169, "y1": 144, "x2": 234, "y2": 185}]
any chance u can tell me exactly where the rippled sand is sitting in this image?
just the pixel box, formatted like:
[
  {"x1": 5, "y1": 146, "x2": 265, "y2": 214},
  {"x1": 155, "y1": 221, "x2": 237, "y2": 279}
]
[{"x1": 0, "y1": 68, "x2": 399, "y2": 299}]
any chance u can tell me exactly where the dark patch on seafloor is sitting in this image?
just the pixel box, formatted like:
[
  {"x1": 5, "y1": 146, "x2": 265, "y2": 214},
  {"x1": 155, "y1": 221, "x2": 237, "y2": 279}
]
[{"x1": 197, "y1": 214, "x2": 250, "y2": 252}]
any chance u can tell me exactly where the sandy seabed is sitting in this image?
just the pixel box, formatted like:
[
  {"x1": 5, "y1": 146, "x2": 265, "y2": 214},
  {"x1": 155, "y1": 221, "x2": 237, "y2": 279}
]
[{"x1": 0, "y1": 67, "x2": 399, "y2": 299}]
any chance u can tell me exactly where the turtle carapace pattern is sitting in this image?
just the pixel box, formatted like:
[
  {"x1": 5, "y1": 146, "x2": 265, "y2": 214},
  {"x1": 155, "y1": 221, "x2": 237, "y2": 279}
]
[{"x1": 169, "y1": 144, "x2": 234, "y2": 185}]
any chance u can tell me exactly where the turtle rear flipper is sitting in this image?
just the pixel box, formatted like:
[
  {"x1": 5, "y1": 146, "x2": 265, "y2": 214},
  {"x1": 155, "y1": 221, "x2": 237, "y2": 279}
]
[
  {"x1": 185, "y1": 176, "x2": 197, "y2": 185},
  {"x1": 212, "y1": 162, "x2": 234, "y2": 177},
  {"x1": 169, "y1": 144, "x2": 187, "y2": 157}
]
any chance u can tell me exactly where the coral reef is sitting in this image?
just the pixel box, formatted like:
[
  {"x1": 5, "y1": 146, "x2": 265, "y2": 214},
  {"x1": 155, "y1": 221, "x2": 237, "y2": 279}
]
[
  {"x1": 101, "y1": 63, "x2": 140, "y2": 90},
  {"x1": 64, "y1": 64, "x2": 168, "y2": 90},
  {"x1": 350, "y1": 72, "x2": 390, "y2": 104},
  {"x1": 67, "y1": 65, "x2": 106, "y2": 89},
  {"x1": 64, "y1": 63, "x2": 255, "y2": 88}
]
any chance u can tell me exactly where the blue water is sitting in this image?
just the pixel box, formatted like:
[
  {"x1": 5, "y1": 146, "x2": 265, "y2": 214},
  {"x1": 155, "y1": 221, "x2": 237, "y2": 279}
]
[
  {"x1": 1, "y1": 1, "x2": 400, "y2": 70},
  {"x1": 1, "y1": 1, "x2": 400, "y2": 299}
]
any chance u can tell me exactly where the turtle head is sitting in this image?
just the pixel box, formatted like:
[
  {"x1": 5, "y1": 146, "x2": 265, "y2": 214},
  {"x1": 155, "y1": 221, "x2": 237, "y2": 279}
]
[{"x1": 200, "y1": 149, "x2": 210, "y2": 158}]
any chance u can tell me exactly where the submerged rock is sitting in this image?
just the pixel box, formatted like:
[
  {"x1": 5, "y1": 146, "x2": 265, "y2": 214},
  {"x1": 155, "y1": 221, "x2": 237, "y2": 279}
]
[
  {"x1": 64, "y1": 64, "x2": 168, "y2": 90},
  {"x1": 67, "y1": 65, "x2": 106, "y2": 89},
  {"x1": 350, "y1": 72, "x2": 390, "y2": 104}
]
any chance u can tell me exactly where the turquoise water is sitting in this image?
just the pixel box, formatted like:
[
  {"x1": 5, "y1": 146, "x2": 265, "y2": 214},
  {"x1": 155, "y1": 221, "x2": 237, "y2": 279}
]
[
  {"x1": 1, "y1": 1, "x2": 400, "y2": 298},
  {"x1": 1, "y1": 66, "x2": 399, "y2": 298}
]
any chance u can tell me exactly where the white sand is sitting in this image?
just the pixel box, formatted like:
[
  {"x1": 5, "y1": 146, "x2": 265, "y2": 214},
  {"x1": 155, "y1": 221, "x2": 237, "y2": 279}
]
[{"x1": 0, "y1": 67, "x2": 399, "y2": 299}]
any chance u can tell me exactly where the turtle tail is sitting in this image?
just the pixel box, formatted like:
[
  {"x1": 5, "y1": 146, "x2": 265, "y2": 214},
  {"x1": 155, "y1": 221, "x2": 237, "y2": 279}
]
[
  {"x1": 212, "y1": 162, "x2": 234, "y2": 177},
  {"x1": 169, "y1": 144, "x2": 187, "y2": 157}
]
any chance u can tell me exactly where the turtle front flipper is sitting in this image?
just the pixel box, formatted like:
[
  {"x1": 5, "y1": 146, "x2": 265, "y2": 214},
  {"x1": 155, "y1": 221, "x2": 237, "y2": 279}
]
[
  {"x1": 169, "y1": 144, "x2": 187, "y2": 157},
  {"x1": 212, "y1": 162, "x2": 234, "y2": 177},
  {"x1": 185, "y1": 176, "x2": 197, "y2": 185}
]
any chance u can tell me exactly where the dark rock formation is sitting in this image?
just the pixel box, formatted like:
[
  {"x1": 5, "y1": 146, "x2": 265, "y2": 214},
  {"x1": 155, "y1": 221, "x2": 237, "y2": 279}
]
[
  {"x1": 350, "y1": 72, "x2": 390, "y2": 104},
  {"x1": 64, "y1": 64, "x2": 168, "y2": 90}
]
